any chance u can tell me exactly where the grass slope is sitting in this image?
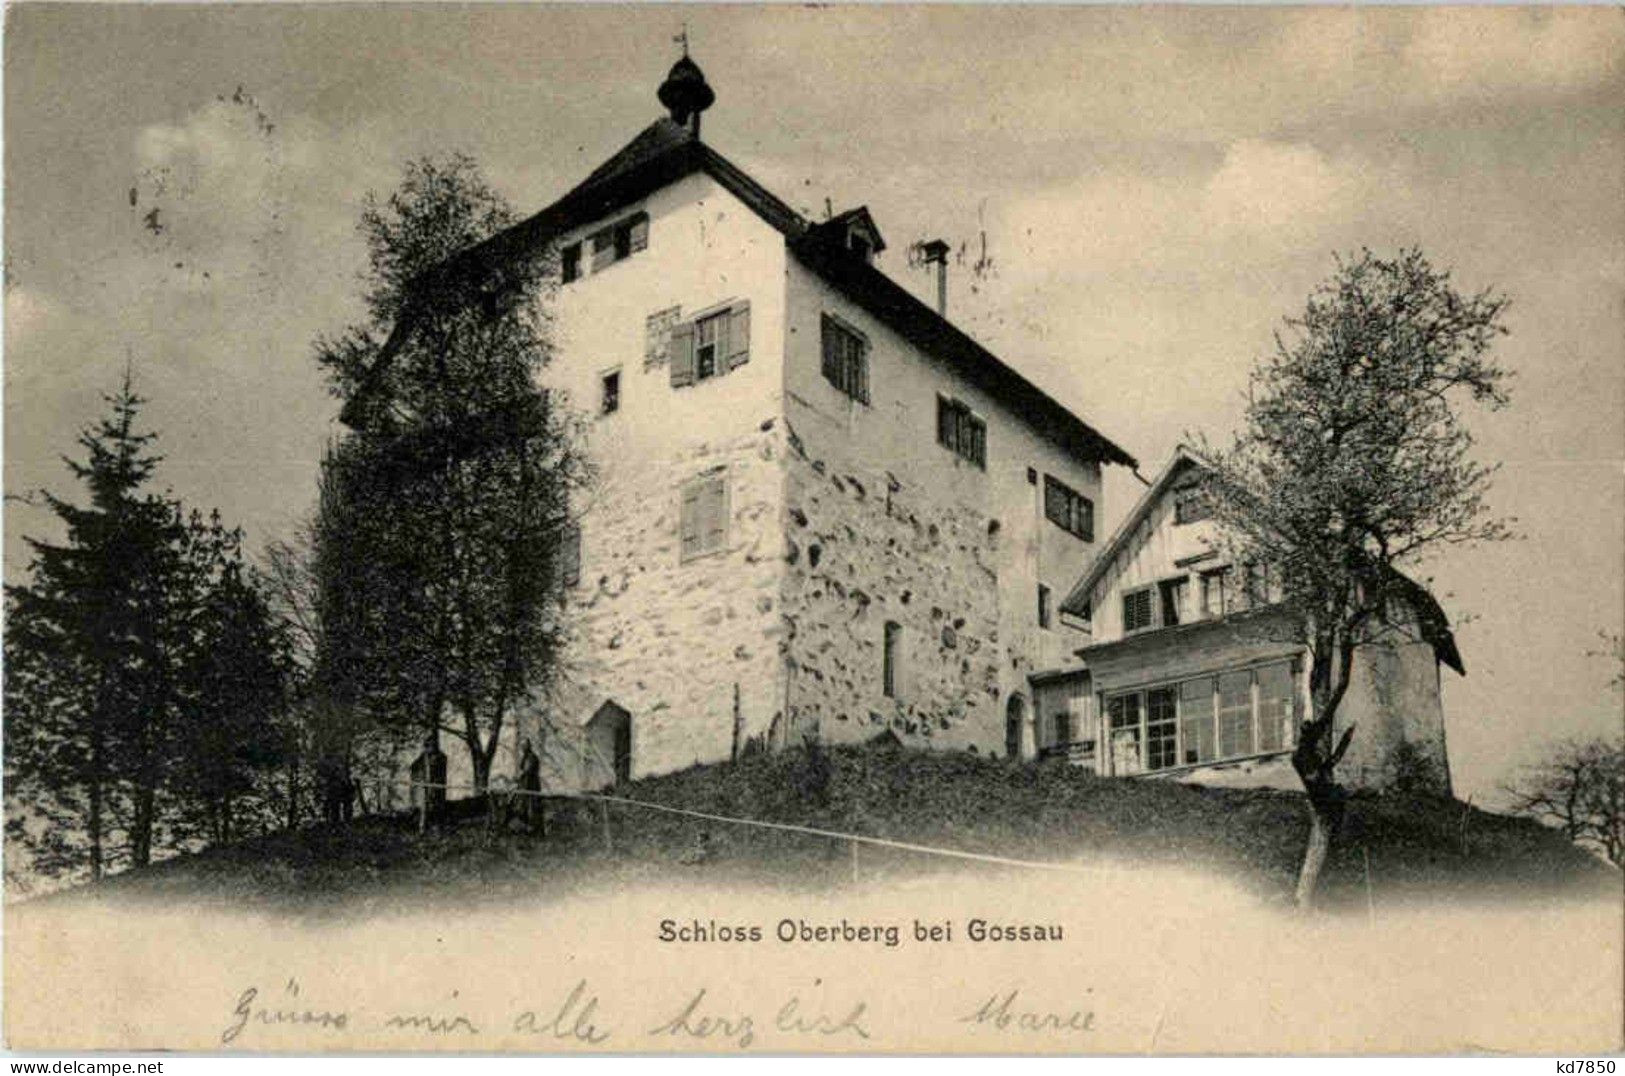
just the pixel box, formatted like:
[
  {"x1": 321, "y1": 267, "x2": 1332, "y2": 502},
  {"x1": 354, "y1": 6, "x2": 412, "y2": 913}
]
[{"x1": 62, "y1": 742, "x2": 1620, "y2": 915}]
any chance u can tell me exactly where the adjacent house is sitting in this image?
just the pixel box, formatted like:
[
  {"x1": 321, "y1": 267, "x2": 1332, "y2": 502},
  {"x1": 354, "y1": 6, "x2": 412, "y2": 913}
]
[{"x1": 1043, "y1": 447, "x2": 1462, "y2": 793}]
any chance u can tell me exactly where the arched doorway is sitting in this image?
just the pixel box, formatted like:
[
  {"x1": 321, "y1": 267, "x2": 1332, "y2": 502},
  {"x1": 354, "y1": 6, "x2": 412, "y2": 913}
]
[
  {"x1": 586, "y1": 701, "x2": 632, "y2": 788},
  {"x1": 1005, "y1": 694, "x2": 1026, "y2": 760}
]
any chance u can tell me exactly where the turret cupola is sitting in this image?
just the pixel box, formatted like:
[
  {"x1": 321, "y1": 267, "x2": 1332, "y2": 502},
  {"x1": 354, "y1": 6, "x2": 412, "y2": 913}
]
[{"x1": 658, "y1": 53, "x2": 715, "y2": 136}]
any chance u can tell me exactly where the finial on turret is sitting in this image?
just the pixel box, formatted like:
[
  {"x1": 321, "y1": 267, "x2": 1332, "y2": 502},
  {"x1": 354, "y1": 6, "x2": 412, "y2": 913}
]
[{"x1": 658, "y1": 35, "x2": 714, "y2": 136}]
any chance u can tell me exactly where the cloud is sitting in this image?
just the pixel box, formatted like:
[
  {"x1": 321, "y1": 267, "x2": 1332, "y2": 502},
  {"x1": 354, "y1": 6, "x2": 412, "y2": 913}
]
[
  {"x1": 4, "y1": 287, "x2": 54, "y2": 347},
  {"x1": 1402, "y1": 8, "x2": 1624, "y2": 102}
]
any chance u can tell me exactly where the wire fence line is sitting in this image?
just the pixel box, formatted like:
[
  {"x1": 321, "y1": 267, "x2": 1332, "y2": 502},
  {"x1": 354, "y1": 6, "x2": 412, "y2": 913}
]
[{"x1": 395, "y1": 776, "x2": 1101, "y2": 876}]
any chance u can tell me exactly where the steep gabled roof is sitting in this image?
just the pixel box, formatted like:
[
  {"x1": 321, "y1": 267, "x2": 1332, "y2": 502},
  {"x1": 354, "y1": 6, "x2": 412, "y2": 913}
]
[
  {"x1": 346, "y1": 119, "x2": 1135, "y2": 469},
  {"x1": 1063, "y1": 447, "x2": 1465, "y2": 675}
]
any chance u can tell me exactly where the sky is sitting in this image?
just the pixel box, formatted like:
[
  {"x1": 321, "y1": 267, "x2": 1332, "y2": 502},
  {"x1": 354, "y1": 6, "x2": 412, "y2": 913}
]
[{"x1": 5, "y1": 5, "x2": 1622, "y2": 803}]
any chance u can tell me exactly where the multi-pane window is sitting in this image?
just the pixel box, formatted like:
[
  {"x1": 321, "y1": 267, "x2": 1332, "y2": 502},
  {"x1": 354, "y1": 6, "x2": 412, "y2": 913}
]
[
  {"x1": 821, "y1": 315, "x2": 869, "y2": 404},
  {"x1": 1146, "y1": 687, "x2": 1179, "y2": 770},
  {"x1": 882, "y1": 621, "x2": 903, "y2": 699},
  {"x1": 1200, "y1": 568, "x2": 1230, "y2": 619},
  {"x1": 670, "y1": 302, "x2": 750, "y2": 388},
  {"x1": 1122, "y1": 588, "x2": 1154, "y2": 633},
  {"x1": 600, "y1": 370, "x2": 621, "y2": 415},
  {"x1": 1037, "y1": 584, "x2": 1052, "y2": 629},
  {"x1": 1256, "y1": 661, "x2": 1295, "y2": 752},
  {"x1": 1043, "y1": 475, "x2": 1095, "y2": 541},
  {"x1": 936, "y1": 396, "x2": 986, "y2": 468},
  {"x1": 695, "y1": 311, "x2": 723, "y2": 381},
  {"x1": 1217, "y1": 670, "x2": 1253, "y2": 759},
  {"x1": 1108, "y1": 693, "x2": 1144, "y2": 775},
  {"x1": 1179, "y1": 678, "x2": 1216, "y2": 765},
  {"x1": 1173, "y1": 484, "x2": 1210, "y2": 525},
  {"x1": 679, "y1": 473, "x2": 728, "y2": 562},
  {"x1": 1107, "y1": 660, "x2": 1298, "y2": 775}
]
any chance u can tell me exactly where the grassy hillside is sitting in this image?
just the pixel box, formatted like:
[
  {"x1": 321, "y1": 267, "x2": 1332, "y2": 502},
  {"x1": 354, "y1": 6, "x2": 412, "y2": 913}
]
[{"x1": 56, "y1": 741, "x2": 1619, "y2": 915}]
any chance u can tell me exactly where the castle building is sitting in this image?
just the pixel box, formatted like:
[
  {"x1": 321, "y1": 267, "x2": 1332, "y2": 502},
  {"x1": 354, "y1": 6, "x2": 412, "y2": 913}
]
[{"x1": 366, "y1": 57, "x2": 1460, "y2": 794}]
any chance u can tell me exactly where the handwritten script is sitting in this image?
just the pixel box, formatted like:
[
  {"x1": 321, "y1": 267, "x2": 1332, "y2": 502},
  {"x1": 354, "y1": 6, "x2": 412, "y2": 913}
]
[{"x1": 220, "y1": 977, "x2": 1098, "y2": 1049}]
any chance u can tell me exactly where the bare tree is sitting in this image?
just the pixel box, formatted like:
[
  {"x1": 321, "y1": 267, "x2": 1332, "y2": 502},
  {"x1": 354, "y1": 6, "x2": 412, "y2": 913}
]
[
  {"x1": 1503, "y1": 738, "x2": 1625, "y2": 867},
  {"x1": 1199, "y1": 248, "x2": 1513, "y2": 909}
]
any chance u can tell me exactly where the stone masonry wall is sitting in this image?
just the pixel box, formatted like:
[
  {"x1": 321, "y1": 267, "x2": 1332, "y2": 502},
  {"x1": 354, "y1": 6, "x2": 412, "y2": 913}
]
[
  {"x1": 528, "y1": 419, "x2": 790, "y2": 788},
  {"x1": 779, "y1": 416, "x2": 1005, "y2": 753}
]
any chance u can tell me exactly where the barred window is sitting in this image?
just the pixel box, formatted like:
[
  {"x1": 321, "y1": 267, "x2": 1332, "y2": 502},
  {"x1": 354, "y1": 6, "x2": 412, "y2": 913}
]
[
  {"x1": 1043, "y1": 475, "x2": 1095, "y2": 541},
  {"x1": 821, "y1": 315, "x2": 870, "y2": 404},
  {"x1": 936, "y1": 396, "x2": 986, "y2": 468}
]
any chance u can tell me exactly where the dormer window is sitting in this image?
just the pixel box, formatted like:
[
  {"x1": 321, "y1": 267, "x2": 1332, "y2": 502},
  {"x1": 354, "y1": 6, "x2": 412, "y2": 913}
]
[{"x1": 810, "y1": 206, "x2": 886, "y2": 266}]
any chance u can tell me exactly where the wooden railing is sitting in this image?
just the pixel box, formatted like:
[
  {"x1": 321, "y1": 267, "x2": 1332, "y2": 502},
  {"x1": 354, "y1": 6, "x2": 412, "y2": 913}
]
[{"x1": 1037, "y1": 738, "x2": 1097, "y2": 770}]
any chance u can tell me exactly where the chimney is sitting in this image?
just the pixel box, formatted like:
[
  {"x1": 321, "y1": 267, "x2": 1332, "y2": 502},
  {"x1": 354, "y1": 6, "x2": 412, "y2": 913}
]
[{"x1": 919, "y1": 239, "x2": 951, "y2": 317}]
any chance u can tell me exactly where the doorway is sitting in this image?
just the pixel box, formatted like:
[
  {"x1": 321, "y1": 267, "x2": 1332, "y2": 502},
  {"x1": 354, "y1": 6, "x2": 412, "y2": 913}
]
[{"x1": 1005, "y1": 694, "x2": 1026, "y2": 760}]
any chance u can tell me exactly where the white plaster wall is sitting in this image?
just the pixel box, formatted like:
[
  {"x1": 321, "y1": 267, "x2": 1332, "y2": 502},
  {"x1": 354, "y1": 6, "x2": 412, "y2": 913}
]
[{"x1": 527, "y1": 173, "x2": 793, "y2": 781}]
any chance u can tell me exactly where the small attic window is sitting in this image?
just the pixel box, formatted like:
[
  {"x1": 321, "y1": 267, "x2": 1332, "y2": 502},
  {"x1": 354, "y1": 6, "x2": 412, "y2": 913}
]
[
  {"x1": 576, "y1": 211, "x2": 649, "y2": 279},
  {"x1": 848, "y1": 233, "x2": 873, "y2": 262}
]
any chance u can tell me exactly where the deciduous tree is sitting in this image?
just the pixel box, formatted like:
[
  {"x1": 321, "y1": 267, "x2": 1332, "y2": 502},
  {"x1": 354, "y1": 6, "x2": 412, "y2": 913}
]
[
  {"x1": 1198, "y1": 248, "x2": 1513, "y2": 908},
  {"x1": 311, "y1": 154, "x2": 587, "y2": 796}
]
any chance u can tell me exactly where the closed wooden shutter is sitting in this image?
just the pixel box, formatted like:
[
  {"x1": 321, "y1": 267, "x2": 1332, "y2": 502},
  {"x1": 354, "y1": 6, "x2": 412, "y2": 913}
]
[
  {"x1": 590, "y1": 227, "x2": 615, "y2": 272},
  {"x1": 703, "y1": 477, "x2": 727, "y2": 552},
  {"x1": 628, "y1": 213, "x2": 649, "y2": 253},
  {"x1": 680, "y1": 483, "x2": 703, "y2": 559},
  {"x1": 669, "y1": 321, "x2": 696, "y2": 387},
  {"x1": 725, "y1": 301, "x2": 751, "y2": 370},
  {"x1": 680, "y1": 474, "x2": 727, "y2": 560}
]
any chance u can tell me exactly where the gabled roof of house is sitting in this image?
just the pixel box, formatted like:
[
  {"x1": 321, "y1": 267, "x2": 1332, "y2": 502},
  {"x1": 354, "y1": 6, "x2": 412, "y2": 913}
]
[
  {"x1": 345, "y1": 118, "x2": 1135, "y2": 469},
  {"x1": 1062, "y1": 446, "x2": 1465, "y2": 675},
  {"x1": 1060, "y1": 444, "x2": 1209, "y2": 615}
]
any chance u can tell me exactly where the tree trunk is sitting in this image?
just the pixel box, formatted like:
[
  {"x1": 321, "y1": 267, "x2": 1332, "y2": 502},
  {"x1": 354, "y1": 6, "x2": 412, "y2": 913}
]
[
  {"x1": 88, "y1": 727, "x2": 104, "y2": 883},
  {"x1": 1294, "y1": 783, "x2": 1344, "y2": 909},
  {"x1": 285, "y1": 748, "x2": 301, "y2": 831},
  {"x1": 131, "y1": 783, "x2": 155, "y2": 868}
]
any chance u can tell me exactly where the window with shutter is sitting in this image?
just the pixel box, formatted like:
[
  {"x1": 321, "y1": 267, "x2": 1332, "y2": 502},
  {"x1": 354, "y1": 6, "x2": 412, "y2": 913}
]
[
  {"x1": 568, "y1": 211, "x2": 649, "y2": 281},
  {"x1": 669, "y1": 301, "x2": 749, "y2": 388},
  {"x1": 679, "y1": 472, "x2": 728, "y2": 562},
  {"x1": 1123, "y1": 588, "x2": 1154, "y2": 633}
]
